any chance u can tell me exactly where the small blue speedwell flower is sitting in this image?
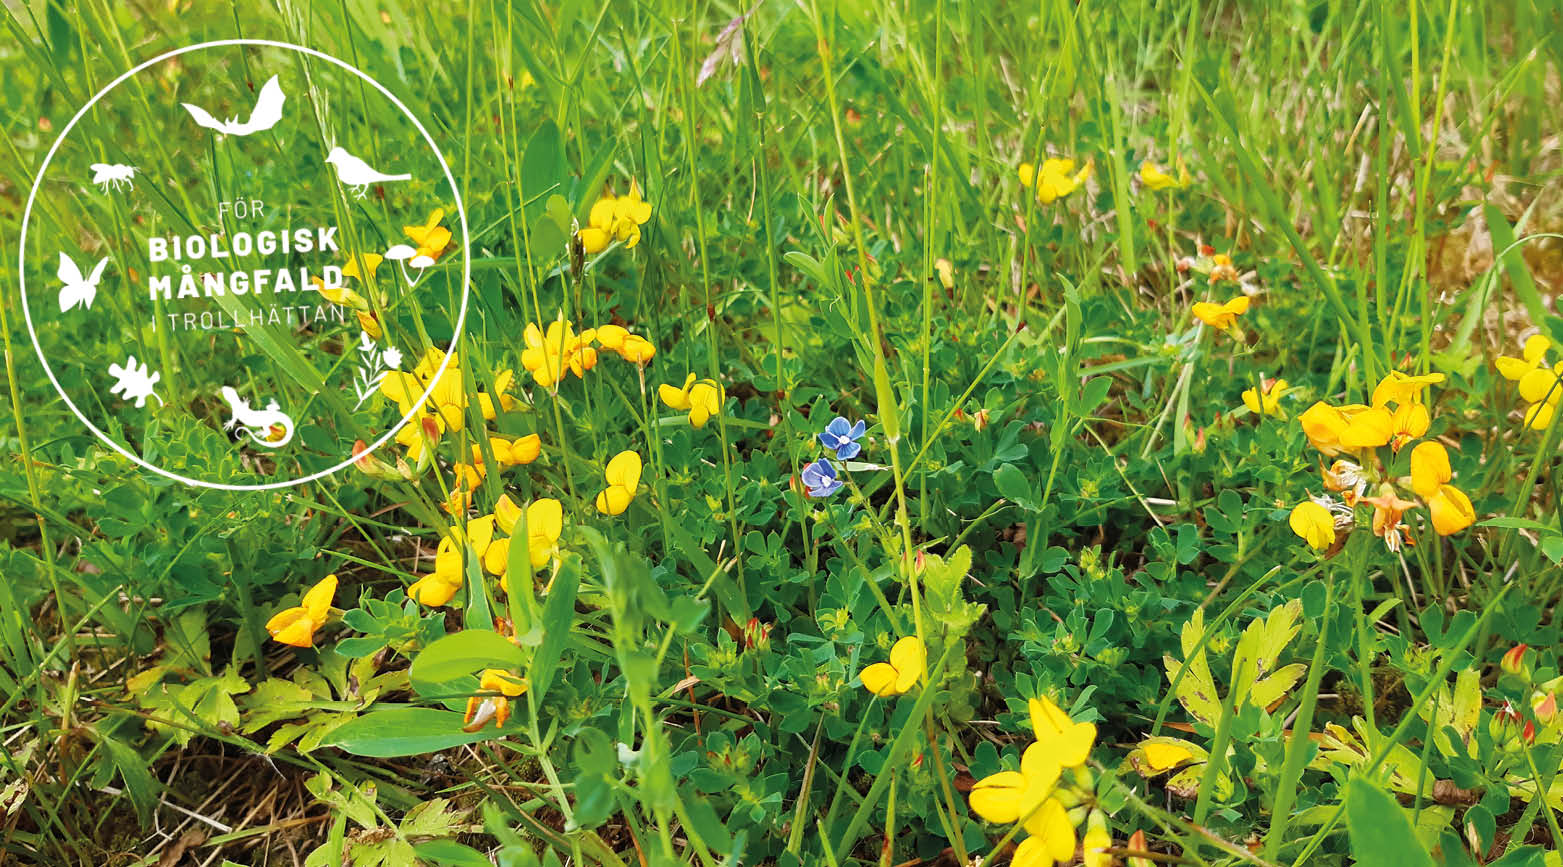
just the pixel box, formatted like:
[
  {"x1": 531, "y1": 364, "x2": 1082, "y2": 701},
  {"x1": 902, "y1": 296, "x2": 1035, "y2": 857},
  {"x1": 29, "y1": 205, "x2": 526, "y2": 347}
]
[
  {"x1": 801, "y1": 459, "x2": 843, "y2": 498},
  {"x1": 818, "y1": 417, "x2": 866, "y2": 460}
]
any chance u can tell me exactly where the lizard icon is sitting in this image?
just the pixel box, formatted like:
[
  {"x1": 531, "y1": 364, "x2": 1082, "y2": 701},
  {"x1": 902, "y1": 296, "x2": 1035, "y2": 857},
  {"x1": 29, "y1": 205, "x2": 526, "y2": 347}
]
[{"x1": 219, "y1": 386, "x2": 295, "y2": 448}]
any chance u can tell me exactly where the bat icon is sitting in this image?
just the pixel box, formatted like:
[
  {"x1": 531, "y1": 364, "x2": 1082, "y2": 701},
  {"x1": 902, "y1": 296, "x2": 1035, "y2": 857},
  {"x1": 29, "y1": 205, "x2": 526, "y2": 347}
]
[
  {"x1": 57, "y1": 252, "x2": 109, "y2": 313},
  {"x1": 90, "y1": 163, "x2": 136, "y2": 191},
  {"x1": 182, "y1": 74, "x2": 285, "y2": 137}
]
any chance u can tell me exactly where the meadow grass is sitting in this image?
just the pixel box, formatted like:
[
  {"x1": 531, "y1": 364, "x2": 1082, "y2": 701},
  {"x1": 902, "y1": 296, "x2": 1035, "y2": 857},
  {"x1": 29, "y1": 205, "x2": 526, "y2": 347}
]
[{"x1": 2, "y1": 1, "x2": 1563, "y2": 865}]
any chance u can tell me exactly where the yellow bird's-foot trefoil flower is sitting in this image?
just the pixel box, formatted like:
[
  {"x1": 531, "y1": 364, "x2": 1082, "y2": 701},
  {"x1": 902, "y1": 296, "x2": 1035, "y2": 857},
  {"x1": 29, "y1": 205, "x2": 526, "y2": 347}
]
[
  {"x1": 266, "y1": 574, "x2": 338, "y2": 647},
  {"x1": 858, "y1": 636, "x2": 926, "y2": 696},
  {"x1": 1018, "y1": 157, "x2": 1093, "y2": 204},
  {"x1": 660, "y1": 373, "x2": 725, "y2": 427},
  {"x1": 595, "y1": 450, "x2": 643, "y2": 516},
  {"x1": 1191, "y1": 295, "x2": 1250, "y2": 331}
]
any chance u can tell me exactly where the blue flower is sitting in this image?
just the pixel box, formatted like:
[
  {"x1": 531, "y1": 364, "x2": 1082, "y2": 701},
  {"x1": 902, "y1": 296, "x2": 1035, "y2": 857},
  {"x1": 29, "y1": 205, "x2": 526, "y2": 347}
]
[
  {"x1": 818, "y1": 416, "x2": 866, "y2": 460},
  {"x1": 801, "y1": 459, "x2": 843, "y2": 498}
]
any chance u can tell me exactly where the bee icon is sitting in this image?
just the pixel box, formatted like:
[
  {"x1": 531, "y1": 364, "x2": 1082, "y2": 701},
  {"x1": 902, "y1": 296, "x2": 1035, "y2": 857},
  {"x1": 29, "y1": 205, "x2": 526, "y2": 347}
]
[{"x1": 89, "y1": 163, "x2": 137, "y2": 192}]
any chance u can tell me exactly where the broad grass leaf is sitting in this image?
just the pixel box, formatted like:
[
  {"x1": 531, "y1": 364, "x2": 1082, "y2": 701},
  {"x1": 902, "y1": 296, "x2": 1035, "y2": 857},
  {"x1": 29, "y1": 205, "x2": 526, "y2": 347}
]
[
  {"x1": 529, "y1": 553, "x2": 580, "y2": 706},
  {"x1": 1345, "y1": 777, "x2": 1435, "y2": 867},
  {"x1": 324, "y1": 707, "x2": 498, "y2": 757},
  {"x1": 409, "y1": 629, "x2": 523, "y2": 685}
]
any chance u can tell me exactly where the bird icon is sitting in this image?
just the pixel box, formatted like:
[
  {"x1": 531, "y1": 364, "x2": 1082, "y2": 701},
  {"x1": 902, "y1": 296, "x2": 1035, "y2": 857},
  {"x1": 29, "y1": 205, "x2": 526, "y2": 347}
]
[
  {"x1": 182, "y1": 75, "x2": 286, "y2": 137},
  {"x1": 324, "y1": 147, "x2": 412, "y2": 199}
]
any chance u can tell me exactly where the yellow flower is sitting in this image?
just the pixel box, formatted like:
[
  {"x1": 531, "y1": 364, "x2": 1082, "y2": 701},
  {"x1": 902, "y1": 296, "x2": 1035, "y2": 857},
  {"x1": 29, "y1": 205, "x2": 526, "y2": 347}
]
[
  {"x1": 488, "y1": 434, "x2": 541, "y2": 467},
  {"x1": 1388, "y1": 401, "x2": 1430, "y2": 451},
  {"x1": 404, "y1": 208, "x2": 452, "y2": 261},
  {"x1": 595, "y1": 450, "x2": 644, "y2": 516},
  {"x1": 970, "y1": 743, "x2": 1063, "y2": 827},
  {"x1": 1191, "y1": 296, "x2": 1249, "y2": 329},
  {"x1": 1299, "y1": 401, "x2": 1349, "y2": 455},
  {"x1": 265, "y1": 574, "x2": 337, "y2": 647},
  {"x1": 408, "y1": 538, "x2": 464, "y2": 606},
  {"x1": 1409, "y1": 441, "x2": 1451, "y2": 498},
  {"x1": 1029, "y1": 695, "x2": 1097, "y2": 768},
  {"x1": 1427, "y1": 484, "x2": 1475, "y2": 536},
  {"x1": 1018, "y1": 158, "x2": 1093, "y2": 204},
  {"x1": 521, "y1": 317, "x2": 595, "y2": 388},
  {"x1": 494, "y1": 497, "x2": 563, "y2": 571},
  {"x1": 595, "y1": 324, "x2": 658, "y2": 364},
  {"x1": 1496, "y1": 334, "x2": 1551, "y2": 381},
  {"x1": 1517, "y1": 366, "x2": 1563, "y2": 405},
  {"x1": 310, "y1": 275, "x2": 367, "y2": 311},
  {"x1": 341, "y1": 252, "x2": 383, "y2": 282},
  {"x1": 1082, "y1": 810, "x2": 1113, "y2": 867},
  {"x1": 660, "y1": 373, "x2": 725, "y2": 427},
  {"x1": 577, "y1": 181, "x2": 654, "y2": 253},
  {"x1": 1370, "y1": 370, "x2": 1444, "y2": 408},
  {"x1": 1524, "y1": 400, "x2": 1557, "y2": 431},
  {"x1": 1336, "y1": 405, "x2": 1392, "y2": 450},
  {"x1": 463, "y1": 668, "x2": 529, "y2": 732},
  {"x1": 1010, "y1": 802, "x2": 1077, "y2": 866},
  {"x1": 859, "y1": 636, "x2": 926, "y2": 696},
  {"x1": 1139, "y1": 158, "x2": 1190, "y2": 191},
  {"x1": 1241, "y1": 378, "x2": 1289, "y2": 417},
  {"x1": 356, "y1": 310, "x2": 382, "y2": 340},
  {"x1": 1289, "y1": 501, "x2": 1336, "y2": 551}
]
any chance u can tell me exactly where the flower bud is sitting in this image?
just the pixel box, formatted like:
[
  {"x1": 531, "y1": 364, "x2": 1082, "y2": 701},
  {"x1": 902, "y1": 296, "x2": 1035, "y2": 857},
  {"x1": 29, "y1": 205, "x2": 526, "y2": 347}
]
[
  {"x1": 1127, "y1": 830, "x2": 1154, "y2": 867},
  {"x1": 1533, "y1": 692, "x2": 1558, "y2": 725},
  {"x1": 1502, "y1": 644, "x2": 1530, "y2": 678},
  {"x1": 1083, "y1": 809, "x2": 1112, "y2": 867},
  {"x1": 1523, "y1": 719, "x2": 1537, "y2": 745}
]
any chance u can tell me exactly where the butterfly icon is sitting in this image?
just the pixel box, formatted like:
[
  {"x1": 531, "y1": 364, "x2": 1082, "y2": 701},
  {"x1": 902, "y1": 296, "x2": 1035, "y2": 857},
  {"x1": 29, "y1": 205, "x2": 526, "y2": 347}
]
[{"x1": 57, "y1": 252, "x2": 109, "y2": 313}]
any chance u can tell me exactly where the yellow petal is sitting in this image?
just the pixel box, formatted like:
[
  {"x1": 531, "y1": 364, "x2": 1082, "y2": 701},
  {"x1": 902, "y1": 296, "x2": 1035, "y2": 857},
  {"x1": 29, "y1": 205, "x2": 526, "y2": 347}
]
[
  {"x1": 1022, "y1": 798, "x2": 1076, "y2": 859},
  {"x1": 1518, "y1": 368, "x2": 1560, "y2": 404},
  {"x1": 1143, "y1": 741, "x2": 1195, "y2": 771},
  {"x1": 265, "y1": 607, "x2": 314, "y2": 646},
  {"x1": 968, "y1": 770, "x2": 1028, "y2": 823},
  {"x1": 527, "y1": 498, "x2": 563, "y2": 543},
  {"x1": 595, "y1": 485, "x2": 634, "y2": 516},
  {"x1": 1524, "y1": 334, "x2": 1552, "y2": 363},
  {"x1": 408, "y1": 574, "x2": 460, "y2": 607},
  {"x1": 605, "y1": 450, "x2": 643, "y2": 490},
  {"x1": 887, "y1": 636, "x2": 926, "y2": 693},
  {"x1": 1338, "y1": 406, "x2": 1393, "y2": 449},
  {"x1": 494, "y1": 494, "x2": 523, "y2": 534},
  {"x1": 859, "y1": 662, "x2": 902, "y2": 697},
  {"x1": 1429, "y1": 485, "x2": 1475, "y2": 536},
  {"x1": 483, "y1": 537, "x2": 511, "y2": 575},
  {"x1": 301, "y1": 574, "x2": 338, "y2": 621},
  {"x1": 1409, "y1": 441, "x2": 1451, "y2": 498}
]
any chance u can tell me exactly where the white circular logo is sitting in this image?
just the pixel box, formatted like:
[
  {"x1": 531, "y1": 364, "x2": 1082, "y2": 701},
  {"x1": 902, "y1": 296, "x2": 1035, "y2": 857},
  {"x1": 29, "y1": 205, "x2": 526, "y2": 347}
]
[{"x1": 18, "y1": 39, "x2": 469, "y2": 490}]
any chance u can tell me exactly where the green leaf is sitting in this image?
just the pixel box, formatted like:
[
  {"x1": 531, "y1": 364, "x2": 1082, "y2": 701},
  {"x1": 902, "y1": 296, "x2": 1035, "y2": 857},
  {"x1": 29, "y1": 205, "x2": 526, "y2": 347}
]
[
  {"x1": 530, "y1": 553, "x2": 581, "y2": 705},
  {"x1": 993, "y1": 463, "x2": 1032, "y2": 504},
  {"x1": 1345, "y1": 777, "x2": 1434, "y2": 867},
  {"x1": 323, "y1": 707, "x2": 498, "y2": 757},
  {"x1": 90, "y1": 728, "x2": 158, "y2": 824},
  {"x1": 415, "y1": 840, "x2": 493, "y2": 867},
  {"x1": 409, "y1": 629, "x2": 524, "y2": 685}
]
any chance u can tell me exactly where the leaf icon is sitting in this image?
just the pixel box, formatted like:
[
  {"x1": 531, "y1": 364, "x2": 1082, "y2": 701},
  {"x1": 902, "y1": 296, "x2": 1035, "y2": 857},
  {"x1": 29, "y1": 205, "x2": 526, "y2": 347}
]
[{"x1": 108, "y1": 355, "x2": 164, "y2": 408}]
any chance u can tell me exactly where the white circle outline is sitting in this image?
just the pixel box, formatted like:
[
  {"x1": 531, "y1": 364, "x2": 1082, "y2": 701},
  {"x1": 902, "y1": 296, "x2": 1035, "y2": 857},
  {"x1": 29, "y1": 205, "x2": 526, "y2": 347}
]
[{"x1": 18, "y1": 38, "x2": 470, "y2": 492}]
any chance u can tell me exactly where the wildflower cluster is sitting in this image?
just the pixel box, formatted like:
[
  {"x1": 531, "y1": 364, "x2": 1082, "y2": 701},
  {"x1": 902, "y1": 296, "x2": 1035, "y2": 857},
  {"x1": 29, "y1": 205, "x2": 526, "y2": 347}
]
[
  {"x1": 521, "y1": 316, "x2": 655, "y2": 389},
  {"x1": 968, "y1": 696, "x2": 1113, "y2": 867},
  {"x1": 576, "y1": 180, "x2": 653, "y2": 254},
  {"x1": 1495, "y1": 334, "x2": 1563, "y2": 430},
  {"x1": 1289, "y1": 370, "x2": 1475, "y2": 553}
]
